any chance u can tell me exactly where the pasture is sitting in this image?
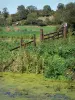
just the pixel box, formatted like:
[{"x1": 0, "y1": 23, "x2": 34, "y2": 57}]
[{"x1": 0, "y1": 25, "x2": 56, "y2": 38}]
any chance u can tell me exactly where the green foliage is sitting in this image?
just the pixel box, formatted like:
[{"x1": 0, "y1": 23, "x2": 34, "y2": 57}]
[
  {"x1": 19, "y1": 20, "x2": 27, "y2": 25},
  {"x1": 11, "y1": 14, "x2": 20, "y2": 22},
  {"x1": 57, "y1": 3, "x2": 65, "y2": 10},
  {"x1": 0, "y1": 25, "x2": 75, "y2": 80},
  {"x1": 0, "y1": 2, "x2": 75, "y2": 26},
  {"x1": 37, "y1": 19, "x2": 47, "y2": 26},
  {"x1": 44, "y1": 55, "x2": 66, "y2": 78},
  {"x1": 27, "y1": 12, "x2": 38, "y2": 25},
  {"x1": 2, "y1": 7, "x2": 9, "y2": 20},
  {"x1": 54, "y1": 2, "x2": 75, "y2": 27},
  {"x1": 6, "y1": 16, "x2": 12, "y2": 25},
  {"x1": 0, "y1": 17, "x2": 5, "y2": 26},
  {"x1": 26, "y1": 36, "x2": 75, "y2": 79},
  {"x1": 26, "y1": 5, "x2": 37, "y2": 13},
  {"x1": 45, "y1": 18, "x2": 50, "y2": 25},
  {"x1": 43, "y1": 5, "x2": 51, "y2": 16},
  {"x1": 65, "y1": 3, "x2": 75, "y2": 25},
  {"x1": 54, "y1": 10, "x2": 65, "y2": 24},
  {"x1": 17, "y1": 5, "x2": 28, "y2": 20}
]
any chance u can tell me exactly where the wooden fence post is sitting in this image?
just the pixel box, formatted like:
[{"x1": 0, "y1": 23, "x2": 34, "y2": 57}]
[
  {"x1": 20, "y1": 37, "x2": 23, "y2": 48},
  {"x1": 63, "y1": 23, "x2": 67, "y2": 39},
  {"x1": 40, "y1": 29, "x2": 44, "y2": 41},
  {"x1": 33, "y1": 34, "x2": 36, "y2": 46}
]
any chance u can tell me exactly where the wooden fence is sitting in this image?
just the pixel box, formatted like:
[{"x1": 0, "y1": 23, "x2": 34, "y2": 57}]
[
  {"x1": 40, "y1": 26, "x2": 67, "y2": 41},
  {"x1": 10, "y1": 34, "x2": 36, "y2": 51},
  {"x1": 10, "y1": 25, "x2": 67, "y2": 51}
]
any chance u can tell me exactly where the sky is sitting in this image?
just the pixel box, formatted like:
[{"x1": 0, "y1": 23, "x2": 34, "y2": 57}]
[{"x1": 0, "y1": 0, "x2": 75, "y2": 14}]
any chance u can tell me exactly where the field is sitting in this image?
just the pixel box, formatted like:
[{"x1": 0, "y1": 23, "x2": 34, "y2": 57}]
[
  {"x1": 0, "y1": 25, "x2": 56, "y2": 38},
  {"x1": 0, "y1": 25, "x2": 75, "y2": 100}
]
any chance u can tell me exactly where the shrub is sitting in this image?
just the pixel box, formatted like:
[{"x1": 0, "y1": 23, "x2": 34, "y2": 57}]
[
  {"x1": 20, "y1": 20, "x2": 29, "y2": 25},
  {"x1": 37, "y1": 19, "x2": 47, "y2": 26},
  {"x1": 44, "y1": 55, "x2": 66, "y2": 78},
  {"x1": 58, "y1": 43, "x2": 75, "y2": 58}
]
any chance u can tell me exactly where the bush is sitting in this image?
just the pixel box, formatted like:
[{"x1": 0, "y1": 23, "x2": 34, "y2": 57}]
[
  {"x1": 20, "y1": 20, "x2": 29, "y2": 25},
  {"x1": 58, "y1": 43, "x2": 75, "y2": 58},
  {"x1": 65, "y1": 57, "x2": 75, "y2": 70},
  {"x1": 37, "y1": 19, "x2": 47, "y2": 26},
  {"x1": 44, "y1": 55, "x2": 66, "y2": 78}
]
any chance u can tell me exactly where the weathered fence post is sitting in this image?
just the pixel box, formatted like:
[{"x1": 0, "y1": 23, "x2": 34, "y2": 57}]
[
  {"x1": 33, "y1": 34, "x2": 36, "y2": 46},
  {"x1": 63, "y1": 23, "x2": 67, "y2": 39},
  {"x1": 20, "y1": 37, "x2": 23, "y2": 48},
  {"x1": 40, "y1": 29, "x2": 44, "y2": 41}
]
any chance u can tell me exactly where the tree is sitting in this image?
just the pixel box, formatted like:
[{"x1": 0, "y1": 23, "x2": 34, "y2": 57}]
[
  {"x1": 57, "y1": 3, "x2": 65, "y2": 10},
  {"x1": 43, "y1": 5, "x2": 51, "y2": 16},
  {"x1": 17, "y1": 5, "x2": 28, "y2": 20},
  {"x1": 66, "y1": 2, "x2": 75, "y2": 10},
  {"x1": 37, "y1": 10, "x2": 44, "y2": 17},
  {"x1": 55, "y1": 2, "x2": 75, "y2": 28},
  {"x1": 2, "y1": 8, "x2": 9, "y2": 19},
  {"x1": 11, "y1": 14, "x2": 20, "y2": 22},
  {"x1": 27, "y1": 12, "x2": 37, "y2": 24},
  {"x1": 6, "y1": 15, "x2": 12, "y2": 25},
  {"x1": 0, "y1": 16, "x2": 5, "y2": 26},
  {"x1": 26, "y1": 5, "x2": 37, "y2": 13},
  {"x1": 64, "y1": 2, "x2": 75, "y2": 28},
  {"x1": 54, "y1": 10, "x2": 65, "y2": 24}
]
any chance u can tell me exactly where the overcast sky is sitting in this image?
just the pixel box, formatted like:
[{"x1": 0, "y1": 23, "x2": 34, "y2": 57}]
[{"x1": 0, "y1": 0, "x2": 75, "y2": 14}]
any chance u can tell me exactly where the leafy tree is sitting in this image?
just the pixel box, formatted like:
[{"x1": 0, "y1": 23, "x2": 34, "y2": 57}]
[
  {"x1": 66, "y1": 2, "x2": 75, "y2": 10},
  {"x1": 43, "y1": 5, "x2": 51, "y2": 11},
  {"x1": 0, "y1": 11, "x2": 4, "y2": 26},
  {"x1": 43, "y1": 5, "x2": 51, "y2": 16},
  {"x1": 6, "y1": 15, "x2": 12, "y2": 25},
  {"x1": 55, "y1": 2, "x2": 75, "y2": 26},
  {"x1": 57, "y1": 3, "x2": 65, "y2": 10},
  {"x1": 2, "y1": 7, "x2": 9, "y2": 19},
  {"x1": 27, "y1": 12, "x2": 37, "y2": 24},
  {"x1": 64, "y1": 2, "x2": 75, "y2": 27},
  {"x1": 17, "y1": 5, "x2": 28, "y2": 20},
  {"x1": 11, "y1": 14, "x2": 20, "y2": 22},
  {"x1": 26, "y1": 5, "x2": 37, "y2": 13},
  {"x1": 37, "y1": 10, "x2": 43, "y2": 17},
  {"x1": 54, "y1": 10, "x2": 65, "y2": 24}
]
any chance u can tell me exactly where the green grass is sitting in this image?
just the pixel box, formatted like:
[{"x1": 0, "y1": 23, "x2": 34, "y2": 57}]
[
  {"x1": 0, "y1": 25, "x2": 56, "y2": 38},
  {"x1": 0, "y1": 72, "x2": 75, "y2": 100}
]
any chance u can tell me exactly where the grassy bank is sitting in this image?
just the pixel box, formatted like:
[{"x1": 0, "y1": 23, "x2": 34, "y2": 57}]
[{"x1": 0, "y1": 72, "x2": 75, "y2": 100}]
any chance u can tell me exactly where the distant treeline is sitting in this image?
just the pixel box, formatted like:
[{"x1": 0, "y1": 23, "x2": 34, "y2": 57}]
[{"x1": 0, "y1": 2, "x2": 75, "y2": 29}]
